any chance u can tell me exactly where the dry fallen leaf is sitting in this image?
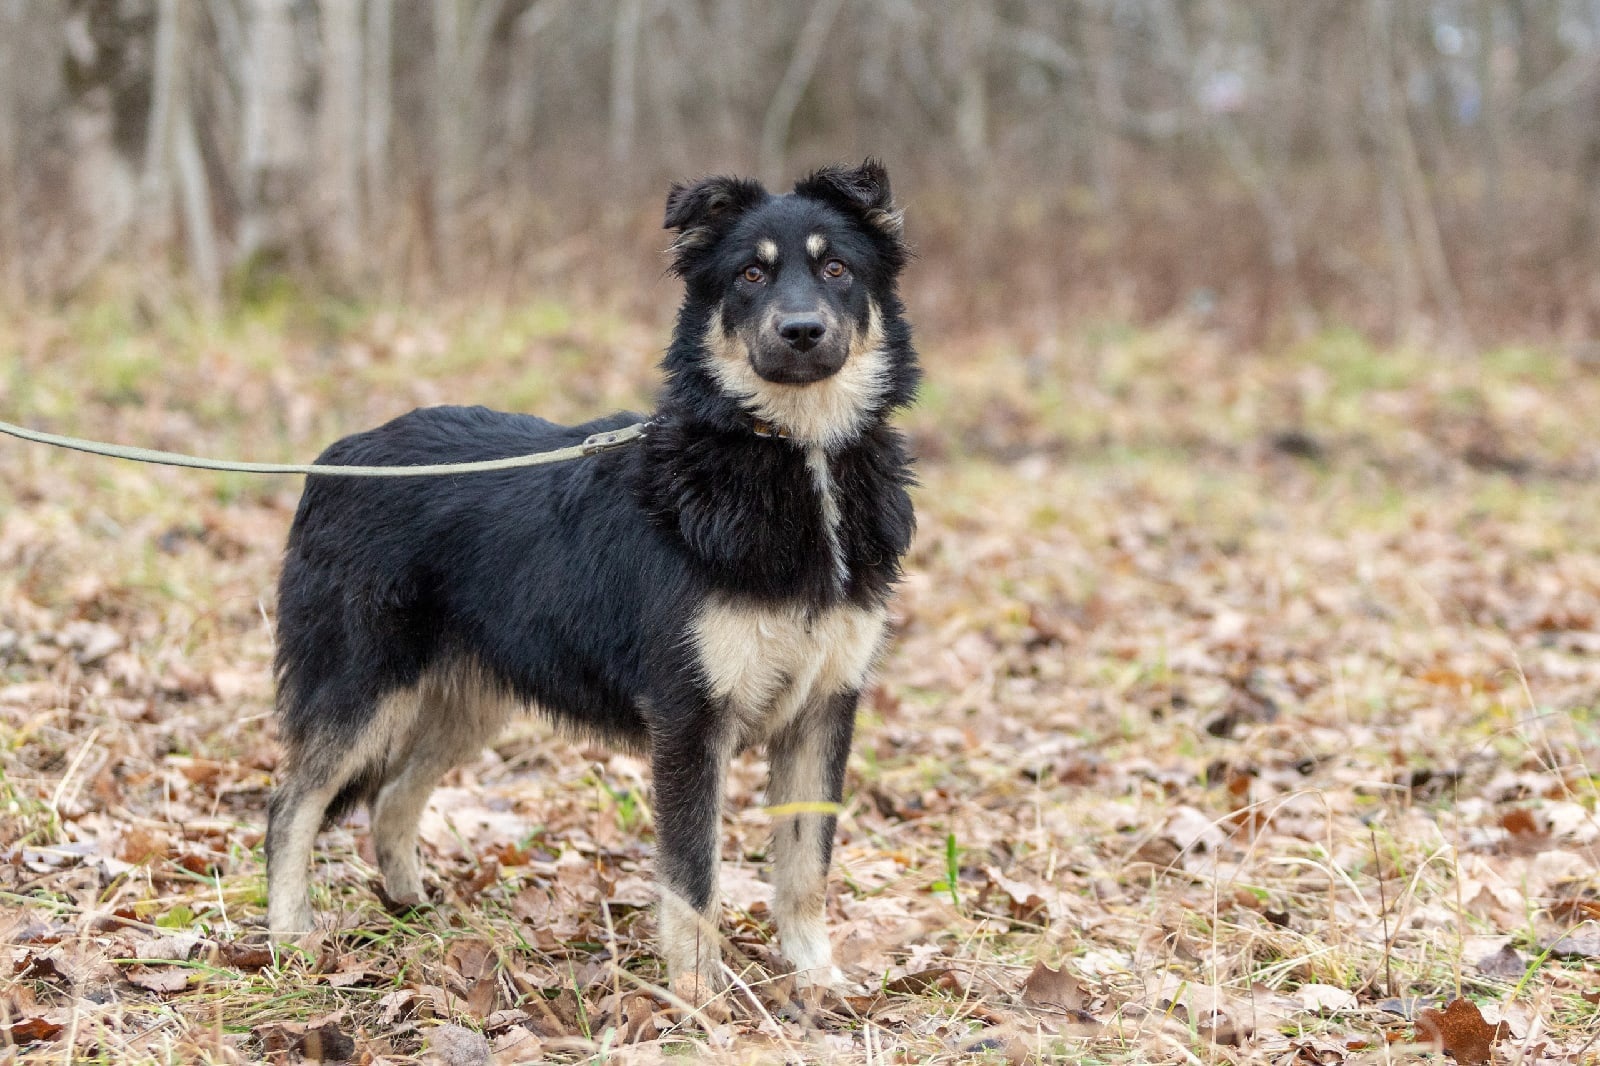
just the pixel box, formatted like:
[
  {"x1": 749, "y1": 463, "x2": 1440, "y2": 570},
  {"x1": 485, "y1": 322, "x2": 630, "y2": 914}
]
[
  {"x1": 377, "y1": 987, "x2": 425, "y2": 1026},
  {"x1": 13, "y1": 950, "x2": 67, "y2": 983},
  {"x1": 1021, "y1": 961, "x2": 1086, "y2": 1012},
  {"x1": 218, "y1": 940, "x2": 275, "y2": 970},
  {"x1": 1541, "y1": 931, "x2": 1600, "y2": 959},
  {"x1": 1295, "y1": 983, "x2": 1358, "y2": 1014},
  {"x1": 1474, "y1": 943, "x2": 1525, "y2": 978},
  {"x1": 125, "y1": 966, "x2": 191, "y2": 994},
  {"x1": 134, "y1": 933, "x2": 200, "y2": 961},
  {"x1": 1, "y1": 1015, "x2": 65, "y2": 1045},
  {"x1": 251, "y1": 1014, "x2": 356, "y2": 1063},
  {"x1": 1550, "y1": 898, "x2": 1600, "y2": 922},
  {"x1": 421, "y1": 1022, "x2": 491, "y2": 1066},
  {"x1": 1415, "y1": 998, "x2": 1512, "y2": 1066},
  {"x1": 445, "y1": 936, "x2": 499, "y2": 1017},
  {"x1": 886, "y1": 967, "x2": 965, "y2": 996},
  {"x1": 1499, "y1": 808, "x2": 1540, "y2": 837}
]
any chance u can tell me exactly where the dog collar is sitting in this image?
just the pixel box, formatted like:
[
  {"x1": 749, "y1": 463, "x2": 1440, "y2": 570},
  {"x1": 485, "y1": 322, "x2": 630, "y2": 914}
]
[{"x1": 750, "y1": 418, "x2": 790, "y2": 439}]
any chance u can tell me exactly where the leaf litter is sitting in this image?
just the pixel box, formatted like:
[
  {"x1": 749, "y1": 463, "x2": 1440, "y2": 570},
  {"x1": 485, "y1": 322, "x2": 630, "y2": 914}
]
[{"x1": 1, "y1": 304, "x2": 1599, "y2": 1062}]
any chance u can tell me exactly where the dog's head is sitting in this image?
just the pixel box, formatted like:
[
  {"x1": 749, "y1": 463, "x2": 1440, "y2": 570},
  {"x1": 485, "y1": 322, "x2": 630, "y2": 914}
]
[{"x1": 662, "y1": 160, "x2": 916, "y2": 448}]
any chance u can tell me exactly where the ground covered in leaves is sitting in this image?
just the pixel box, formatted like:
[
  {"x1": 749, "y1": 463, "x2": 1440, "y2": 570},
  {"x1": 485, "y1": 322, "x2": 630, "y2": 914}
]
[{"x1": 1, "y1": 294, "x2": 1598, "y2": 1064}]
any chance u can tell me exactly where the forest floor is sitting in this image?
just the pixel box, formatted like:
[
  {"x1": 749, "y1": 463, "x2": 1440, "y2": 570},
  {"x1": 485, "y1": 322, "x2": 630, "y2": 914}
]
[{"x1": 1, "y1": 292, "x2": 1598, "y2": 1064}]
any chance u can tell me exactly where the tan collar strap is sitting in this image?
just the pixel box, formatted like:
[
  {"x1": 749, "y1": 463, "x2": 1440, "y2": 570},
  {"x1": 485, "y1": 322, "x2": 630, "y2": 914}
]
[{"x1": 750, "y1": 418, "x2": 790, "y2": 439}]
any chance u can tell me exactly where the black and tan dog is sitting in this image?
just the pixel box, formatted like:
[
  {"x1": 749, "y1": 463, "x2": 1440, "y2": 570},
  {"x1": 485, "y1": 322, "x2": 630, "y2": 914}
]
[{"x1": 265, "y1": 160, "x2": 919, "y2": 993}]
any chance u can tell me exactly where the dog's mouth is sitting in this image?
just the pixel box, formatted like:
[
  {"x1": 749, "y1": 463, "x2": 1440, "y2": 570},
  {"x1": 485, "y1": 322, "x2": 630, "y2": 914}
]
[{"x1": 750, "y1": 354, "x2": 845, "y2": 385}]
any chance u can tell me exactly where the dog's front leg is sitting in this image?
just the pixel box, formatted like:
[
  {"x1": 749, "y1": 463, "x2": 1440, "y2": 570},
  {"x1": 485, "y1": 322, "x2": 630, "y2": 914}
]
[
  {"x1": 766, "y1": 688, "x2": 856, "y2": 989},
  {"x1": 651, "y1": 713, "x2": 730, "y2": 998}
]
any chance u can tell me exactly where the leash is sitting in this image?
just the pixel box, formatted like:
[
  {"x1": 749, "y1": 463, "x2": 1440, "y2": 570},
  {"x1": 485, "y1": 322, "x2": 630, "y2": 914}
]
[{"x1": 0, "y1": 417, "x2": 649, "y2": 477}]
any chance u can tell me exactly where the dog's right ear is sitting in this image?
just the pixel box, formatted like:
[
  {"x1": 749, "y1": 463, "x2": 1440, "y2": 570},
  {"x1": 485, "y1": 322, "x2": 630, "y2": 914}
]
[{"x1": 664, "y1": 175, "x2": 767, "y2": 274}]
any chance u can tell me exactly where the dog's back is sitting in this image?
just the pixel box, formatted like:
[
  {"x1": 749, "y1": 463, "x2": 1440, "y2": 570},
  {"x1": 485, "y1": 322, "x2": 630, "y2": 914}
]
[{"x1": 275, "y1": 405, "x2": 665, "y2": 766}]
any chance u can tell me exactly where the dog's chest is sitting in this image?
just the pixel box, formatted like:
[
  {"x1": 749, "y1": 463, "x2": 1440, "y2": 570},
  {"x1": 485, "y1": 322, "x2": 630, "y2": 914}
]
[
  {"x1": 804, "y1": 444, "x2": 849, "y2": 595},
  {"x1": 692, "y1": 597, "x2": 886, "y2": 744}
]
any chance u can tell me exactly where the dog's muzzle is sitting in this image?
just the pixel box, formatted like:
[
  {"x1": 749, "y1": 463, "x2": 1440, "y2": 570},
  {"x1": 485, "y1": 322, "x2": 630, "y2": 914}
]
[{"x1": 753, "y1": 316, "x2": 846, "y2": 383}]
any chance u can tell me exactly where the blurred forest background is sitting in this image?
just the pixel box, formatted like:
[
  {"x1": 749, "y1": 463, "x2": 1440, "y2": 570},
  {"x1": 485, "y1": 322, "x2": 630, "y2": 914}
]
[{"x1": 4, "y1": 0, "x2": 1600, "y2": 347}]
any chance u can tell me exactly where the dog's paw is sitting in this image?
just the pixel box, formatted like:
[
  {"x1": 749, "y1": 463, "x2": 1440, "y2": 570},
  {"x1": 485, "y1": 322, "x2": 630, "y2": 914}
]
[
  {"x1": 372, "y1": 879, "x2": 431, "y2": 916},
  {"x1": 791, "y1": 963, "x2": 845, "y2": 992},
  {"x1": 669, "y1": 972, "x2": 732, "y2": 1023},
  {"x1": 772, "y1": 969, "x2": 852, "y2": 1025},
  {"x1": 266, "y1": 900, "x2": 318, "y2": 943}
]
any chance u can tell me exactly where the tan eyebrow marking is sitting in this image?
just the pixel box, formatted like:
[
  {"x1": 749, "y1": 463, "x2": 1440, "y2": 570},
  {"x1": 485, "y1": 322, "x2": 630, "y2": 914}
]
[
  {"x1": 756, "y1": 239, "x2": 779, "y2": 265},
  {"x1": 806, "y1": 234, "x2": 827, "y2": 258}
]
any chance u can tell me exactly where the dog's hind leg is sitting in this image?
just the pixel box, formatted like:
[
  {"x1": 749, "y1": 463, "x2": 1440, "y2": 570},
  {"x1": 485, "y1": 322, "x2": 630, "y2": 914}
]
[
  {"x1": 766, "y1": 689, "x2": 857, "y2": 988},
  {"x1": 369, "y1": 759, "x2": 439, "y2": 909},
  {"x1": 371, "y1": 666, "x2": 511, "y2": 910},
  {"x1": 651, "y1": 709, "x2": 734, "y2": 997},
  {"x1": 265, "y1": 765, "x2": 345, "y2": 937},
  {"x1": 266, "y1": 685, "x2": 423, "y2": 938}
]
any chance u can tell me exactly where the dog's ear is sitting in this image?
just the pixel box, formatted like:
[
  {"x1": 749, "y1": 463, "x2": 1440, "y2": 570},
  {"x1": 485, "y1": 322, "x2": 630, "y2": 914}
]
[
  {"x1": 793, "y1": 159, "x2": 904, "y2": 240},
  {"x1": 664, "y1": 175, "x2": 767, "y2": 273}
]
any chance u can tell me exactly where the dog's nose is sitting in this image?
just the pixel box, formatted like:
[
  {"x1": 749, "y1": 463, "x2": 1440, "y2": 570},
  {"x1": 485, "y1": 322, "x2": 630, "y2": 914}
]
[{"x1": 776, "y1": 315, "x2": 827, "y2": 352}]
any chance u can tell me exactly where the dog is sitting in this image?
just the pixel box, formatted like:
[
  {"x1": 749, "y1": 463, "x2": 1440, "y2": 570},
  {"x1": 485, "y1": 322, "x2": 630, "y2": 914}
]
[{"x1": 264, "y1": 160, "x2": 919, "y2": 994}]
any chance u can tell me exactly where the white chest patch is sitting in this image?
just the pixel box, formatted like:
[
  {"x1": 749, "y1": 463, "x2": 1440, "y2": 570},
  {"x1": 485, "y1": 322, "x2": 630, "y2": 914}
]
[
  {"x1": 693, "y1": 598, "x2": 887, "y2": 745},
  {"x1": 806, "y1": 445, "x2": 848, "y2": 595}
]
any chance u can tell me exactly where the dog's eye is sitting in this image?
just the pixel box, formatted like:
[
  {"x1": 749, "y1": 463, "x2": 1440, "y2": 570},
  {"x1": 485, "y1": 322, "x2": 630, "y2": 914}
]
[
  {"x1": 822, "y1": 259, "x2": 847, "y2": 279},
  {"x1": 741, "y1": 265, "x2": 766, "y2": 284}
]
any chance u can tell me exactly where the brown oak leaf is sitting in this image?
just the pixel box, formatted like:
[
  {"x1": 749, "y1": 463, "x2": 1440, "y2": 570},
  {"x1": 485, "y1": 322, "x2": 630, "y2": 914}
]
[
  {"x1": 2, "y1": 1015, "x2": 65, "y2": 1045},
  {"x1": 1415, "y1": 998, "x2": 1511, "y2": 1066}
]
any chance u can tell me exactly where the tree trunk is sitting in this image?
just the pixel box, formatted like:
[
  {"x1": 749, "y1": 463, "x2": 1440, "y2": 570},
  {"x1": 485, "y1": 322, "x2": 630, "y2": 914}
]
[
  {"x1": 319, "y1": 0, "x2": 365, "y2": 274},
  {"x1": 239, "y1": 0, "x2": 306, "y2": 269},
  {"x1": 0, "y1": 0, "x2": 24, "y2": 297},
  {"x1": 951, "y1": 1, "x2": 993, "y2": 167},
  {"x1": 1475, "y1": 0, "x2": 1503, "y2": 298},
  {"x1": 1373, "y1": 0, "x2": 1468, "y2": 347},
  {"x1": 759, "y1": 0, "x2": 845, "y2": 185},
  {"x1": 1082, "y1": 0, "x2": 1121, "y2": 219},
  {"x1": 364, "y1": 0, "x2": 393, "y2": 269},
  {"x1": 142, "y1": 0, "x2": 181, "y2": 251},
  {"x1": 1365, "y1": 0, "x2": 1421, "y2": 342},
  {"x1": 609, "y1": 0, "x2": 644, "y2": 164},
  {"x1": 142, "y1": 0, "x2": 219, "y2": 299},
  {"x1": 174, "y1": 96, "x2": 221, "y2": 299}
]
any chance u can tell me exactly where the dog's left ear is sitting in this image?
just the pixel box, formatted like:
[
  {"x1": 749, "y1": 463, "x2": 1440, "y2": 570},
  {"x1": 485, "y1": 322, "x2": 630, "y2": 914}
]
[{"x1": 793, "y1": 159, "x2": 904, "y2": 240}]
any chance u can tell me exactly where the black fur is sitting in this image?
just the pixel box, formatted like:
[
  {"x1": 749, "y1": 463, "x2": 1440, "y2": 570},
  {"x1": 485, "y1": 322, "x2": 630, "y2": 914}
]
[{"x1": 267, "y1": 161, "x2": 918, "y2": 983}]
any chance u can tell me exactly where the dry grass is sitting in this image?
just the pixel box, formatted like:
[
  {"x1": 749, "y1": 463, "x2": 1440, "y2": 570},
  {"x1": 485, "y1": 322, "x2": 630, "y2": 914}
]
[{"x1": 1, "y1": 290, "x2": 1598, "y2": 1064}]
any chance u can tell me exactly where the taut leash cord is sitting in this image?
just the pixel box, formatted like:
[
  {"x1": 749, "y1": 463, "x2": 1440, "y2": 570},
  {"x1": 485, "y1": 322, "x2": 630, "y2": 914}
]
[{"x1": 0, "y1": 418, "x2": 648, "y2": 477}]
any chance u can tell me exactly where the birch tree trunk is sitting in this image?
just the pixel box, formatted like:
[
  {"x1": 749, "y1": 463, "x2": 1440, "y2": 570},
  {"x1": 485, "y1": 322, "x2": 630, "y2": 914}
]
[
  {"x1": 239, "y1": 0, "x2": 306, "y2": 269},
  {"x1": 144, "y1": 0, "x2": 219, "y2": 298},
  {"x1": 174, "y1": 94, "x2": 221, "y2": 299},
  {"x1": 319, "y1": 0, "x2": 365, "y2": 272},
  {"x1": 364, "y1": 0, "x2": 393, "y2": 235}
]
